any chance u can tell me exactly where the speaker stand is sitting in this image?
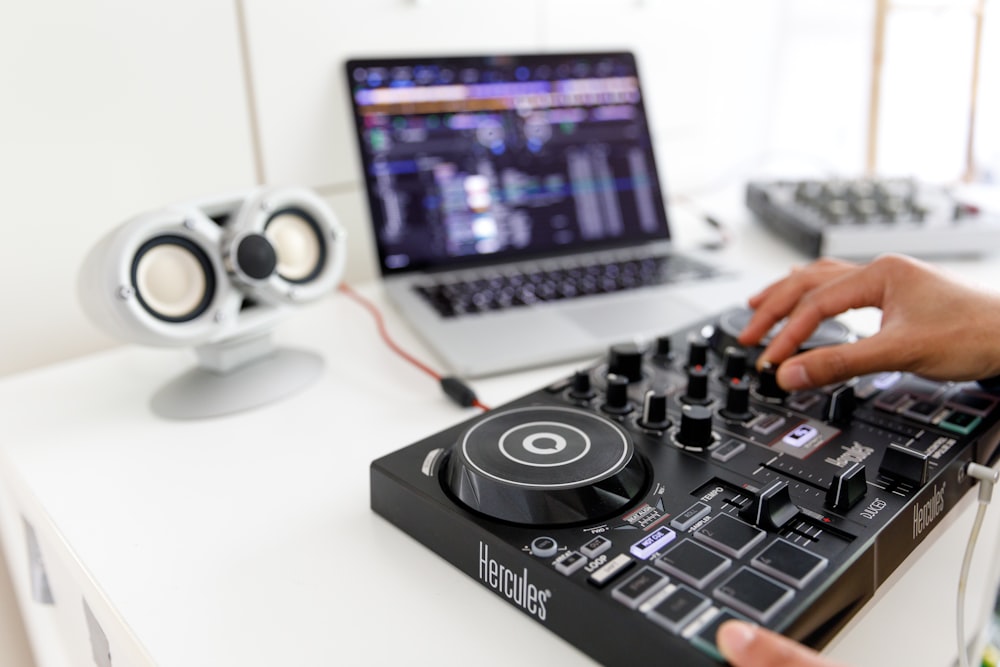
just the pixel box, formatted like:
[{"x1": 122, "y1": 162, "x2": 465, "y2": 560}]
[{"x1": 150, "y1": 333, "x2": 324, "y2": 420}]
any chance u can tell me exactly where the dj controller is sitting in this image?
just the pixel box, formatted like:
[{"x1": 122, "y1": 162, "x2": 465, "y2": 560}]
[{"x1": 370, "y1": 307, "x2": 1000, "y2": 665}]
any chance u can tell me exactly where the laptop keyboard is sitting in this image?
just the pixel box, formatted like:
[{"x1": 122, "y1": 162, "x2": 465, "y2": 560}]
[{"x1": 415, "y1": 254, "x2": 718, "y2": 318}]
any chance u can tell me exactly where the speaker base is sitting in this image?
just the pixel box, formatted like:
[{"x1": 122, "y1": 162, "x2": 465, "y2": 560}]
[{"x1": 150, "y1": 348, "x2": 324, "y2": 420}]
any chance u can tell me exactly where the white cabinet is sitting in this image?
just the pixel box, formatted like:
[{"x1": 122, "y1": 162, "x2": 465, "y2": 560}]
[{"x1": 241, "y1": 0, "x2": 543, "y2": 190}]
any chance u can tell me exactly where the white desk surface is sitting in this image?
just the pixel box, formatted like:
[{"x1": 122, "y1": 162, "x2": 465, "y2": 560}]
[{"x1": 3, "y1": 198, "x2": 1000, "y2": 667}]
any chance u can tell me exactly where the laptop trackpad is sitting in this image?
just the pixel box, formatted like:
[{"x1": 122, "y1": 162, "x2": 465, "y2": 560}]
[{"x1": 561, "y1": 296, "x2": 708, "y2": 341}]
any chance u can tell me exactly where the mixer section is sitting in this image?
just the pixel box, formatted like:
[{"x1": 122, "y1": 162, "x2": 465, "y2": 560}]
[{"x1": 371, "y1": 307, "x2": 1000, "y2": 666}]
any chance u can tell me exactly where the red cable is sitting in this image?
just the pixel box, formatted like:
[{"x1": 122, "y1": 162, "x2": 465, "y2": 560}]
[{"x1": 338, "y1": 283, "x2": 490, "y2": 411}]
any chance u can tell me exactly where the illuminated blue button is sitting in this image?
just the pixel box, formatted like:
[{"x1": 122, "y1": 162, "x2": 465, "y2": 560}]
[{"x1": 630, "y1": 526, "x2": 677, "y2": 560}]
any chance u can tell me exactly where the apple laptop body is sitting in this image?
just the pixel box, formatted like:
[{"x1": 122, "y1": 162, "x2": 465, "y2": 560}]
[{"x1": 345, "y1": 52, "x2": 747, "y2": 377}]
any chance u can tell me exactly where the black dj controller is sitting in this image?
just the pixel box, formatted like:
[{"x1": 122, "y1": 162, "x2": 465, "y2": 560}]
[
  {"x1": 746, "y1": 178, "x2": 1000, "y2": 259},
  {"x1": 371, "y1": 307, "x2": 1000, "y2": 665}
]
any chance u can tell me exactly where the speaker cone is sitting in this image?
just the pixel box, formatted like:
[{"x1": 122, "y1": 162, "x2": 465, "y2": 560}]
[
  {"x1": 264, "y1": 208, "x2": 326, "y2": 283},
  {"x1": 131, "y1": 235, "x2": 215, "y2": 322}
]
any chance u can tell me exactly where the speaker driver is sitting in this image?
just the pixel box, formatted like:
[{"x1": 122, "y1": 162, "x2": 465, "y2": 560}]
[
  {"x1": 226, "y1": 187, "x2": 346, "y2": 305},
  {"x1": 132, "y1": 235, "x2": 216, "y2": 322},
  {"x1": 265, "y1": 208, "x2": 325, "y2": 283}
]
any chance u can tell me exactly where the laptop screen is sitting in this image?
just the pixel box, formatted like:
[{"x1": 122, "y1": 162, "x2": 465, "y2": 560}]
[{"x1": 345, "y1": 52, "x2": 672, "y2": 276}]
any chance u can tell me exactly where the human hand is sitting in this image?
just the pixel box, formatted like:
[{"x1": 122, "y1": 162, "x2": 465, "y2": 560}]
[
  {"x1": 717, "y1": 620, "x2": 847, "y2": 667},
  {"x1": 737, "y1": 254, "x2": 1000, "y2": 391}
]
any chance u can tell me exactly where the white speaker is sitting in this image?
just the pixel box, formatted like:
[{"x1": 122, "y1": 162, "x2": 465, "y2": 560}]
[{"x1": 78, "y1": 186, "x2": 346, "y2": 419}]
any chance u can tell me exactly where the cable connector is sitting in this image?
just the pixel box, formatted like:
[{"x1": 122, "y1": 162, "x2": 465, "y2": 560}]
[
  {"x1": 440, "y1": 376, "x2": 479, "y2": 408},
  {"x1": 965, "y1": 462, "x2": 999, "y2": 503}
]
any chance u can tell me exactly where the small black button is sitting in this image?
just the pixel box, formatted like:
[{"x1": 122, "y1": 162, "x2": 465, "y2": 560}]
[
  {"x1": 694, "y1": 514, "x2": 766, "y2": 558},
  {"x1": 670, "y1": 502, "x2": 712, "y2": 531},
  {"x1": 750, "y1": 539, "x2": 828, "y2": 589},
  {"x1": 713, "y1": 567, "x2": 794, "y2": 622}
]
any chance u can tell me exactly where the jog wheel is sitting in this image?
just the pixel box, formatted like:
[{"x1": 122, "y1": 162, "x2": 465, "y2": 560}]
[
  {"x1": 444, "y1": 406, "x2": 648, "y2": 525},
  {"x1": 710, "y1": 307, "x2": 853, "y2": 363}
]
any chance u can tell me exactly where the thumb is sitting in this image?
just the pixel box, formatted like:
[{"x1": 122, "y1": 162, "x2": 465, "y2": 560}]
[
  {"x1": 716, "y1": 620, "x2": 842, "y2": 667},
  {"x1": 775, "y1": 337, "x2": 894, "y2": 391}
]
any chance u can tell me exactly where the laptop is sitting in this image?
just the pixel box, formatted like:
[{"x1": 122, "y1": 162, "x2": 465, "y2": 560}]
[{"x1": 345, "y1": 52, "x2": 753, "y2": 378}]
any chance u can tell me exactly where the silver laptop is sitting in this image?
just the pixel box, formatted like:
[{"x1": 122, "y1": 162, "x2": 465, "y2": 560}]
[{"x1": 345, "y1": 52, "x2": 750, "y2": 378}]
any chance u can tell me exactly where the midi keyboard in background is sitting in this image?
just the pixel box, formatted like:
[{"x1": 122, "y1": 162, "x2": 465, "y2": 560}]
[{"x1": 746, "y1": 177, "x2": 1000, "y2": 259}]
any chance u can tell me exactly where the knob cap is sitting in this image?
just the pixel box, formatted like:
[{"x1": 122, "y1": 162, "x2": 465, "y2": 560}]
[
  {"x1": 722, "y1": 347, "x2": 748, "y2": 380},
  {"x1": 687, "y1": 337, "x2": 709, "y2": 368},
  {"x1": 569, "y1": 370, "x2": 595, "y2": 400},
  {"x1": 720, "y1": 377, "x2": 753, "y2": 422},
  {"x1": 639, "y1": 390, "x2": 671, "y2": 430},
  {"x1": 826, "y1": 462, "x2": 867, "y2": 512},
  {"x1": 608, "y1": 343, "x2": 644, "y2": 383},
  {"x1": 682, "y1": 365, "x2": 711, "y2": 405},
  {"x1": 677, "y1": 404, "x2": 714, "y2": 449},
  {"x1": 824, "y1": 384, "x2": 856, "y2": 423},
  {"x1": 654, "y1": 335, "x2": 672, "y2": 360},
  {"x1": 740, "y1": 480, "x2": 798, "y2": 530},
  {"x1": 602, "y1": 374, "x2": 633, "y2": 416},
  {"x1": 757, "y1": 365, "x2": 788, "y2": 402}
]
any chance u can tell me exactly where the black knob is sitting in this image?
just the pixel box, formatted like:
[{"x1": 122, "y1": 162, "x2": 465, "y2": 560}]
[
  {"x1": 677, "y1": 404, "x2": 714, "y2": 449},
  {"x1": 639, "y1": 390, "x2": 671, "y2": 430},
  {"x1": 687, "y1": 337, "x2": 709, "y2": 368},
  {"x1": 756, "y1": 364, "x2": 788, "y2": 402},
  {"x1": 720, "y1": 377, "x2": 753, "y2": 422},
  {"x1": 824, "y1": 384, "x2": 856, "y2": 423},
  {"x1": 568, "y1": 370, "x2": 595, "y2": 400},
  {"x1": 682, "y1": 366, "x2": 711, "y2": 405},
  {"x1": 740, "y1": 480, "x2": 798, "y2": 530},
  {"x1": 602, "y1": 374, "x2": 633, "y2": 416},
  {"x1": 826, "y1": 462, "x2": 867, "y2": 513},
  {"x1": 608, "y1": 343, "x2": 644, "y2": 383},
  {"x1": 654, "y1": 335, "x2": 672, "y2": 360},
  {"x1": 722, "y1": 347, "x2": 748, "y2": 380}
]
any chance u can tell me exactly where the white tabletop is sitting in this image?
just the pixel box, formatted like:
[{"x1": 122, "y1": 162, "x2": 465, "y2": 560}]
[{"x1": 3, "y1": 195, "x2": 1000, "y2": 667}]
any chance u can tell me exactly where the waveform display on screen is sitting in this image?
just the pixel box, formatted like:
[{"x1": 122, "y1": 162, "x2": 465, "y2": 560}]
[{"x1": 349, "y1": 54, "x2": 670, "y2": 273}]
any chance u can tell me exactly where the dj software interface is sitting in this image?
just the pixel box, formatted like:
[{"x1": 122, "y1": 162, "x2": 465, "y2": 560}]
[{"x1": 348, "y1": 54, "x2": 671, "y2": 272}]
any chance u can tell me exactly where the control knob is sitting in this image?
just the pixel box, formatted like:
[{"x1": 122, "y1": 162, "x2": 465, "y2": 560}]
[
  {"x1": 676, "y1": 404, "x2": 715, "y2": 449},
  {"x1": 682, "y1": 365, "x2": 711, "y2": 405},
  {"x1": 722, "y1": 347, "x2": 748, "y2": 380},
  {"x1": 638, "y1": 390, "x2": 671, "y2": 431},
  {"x1": 756, "y1": 364, "x2": 788, "y2": 402},
  {"x1": 687, "y1": 337, "x2": 709, "y2": 368},
  {"x1": 720, "y1": 377, "x2": 753, "y2": 422},
  {"x1": 568, "y1": 370, "x2": 595, "y2": 400},
  {"x1": 602, "y1": 374, "x2": 633, "y2": 416},
  {"x1": 608, "y1": 343, "x2": 644, "y2": 383}
]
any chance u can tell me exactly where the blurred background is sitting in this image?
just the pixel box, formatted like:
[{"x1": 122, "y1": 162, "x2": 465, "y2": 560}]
[
  {"x1": 1, "y1": 1, "x2": 998, "y2": 665},
  {"x1": 1, "y1": 0, "x2": 997, "y2": 378}
]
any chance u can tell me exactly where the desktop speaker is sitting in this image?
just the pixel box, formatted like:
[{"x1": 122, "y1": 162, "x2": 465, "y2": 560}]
[{"x1": 78, "y1": 186, "x2": 347, "y2": 420}]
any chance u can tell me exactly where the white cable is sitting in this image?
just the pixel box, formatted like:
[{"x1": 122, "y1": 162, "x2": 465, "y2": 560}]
[{"x1": 957, "y1": 463, "x2": 999, "y2": 667}]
